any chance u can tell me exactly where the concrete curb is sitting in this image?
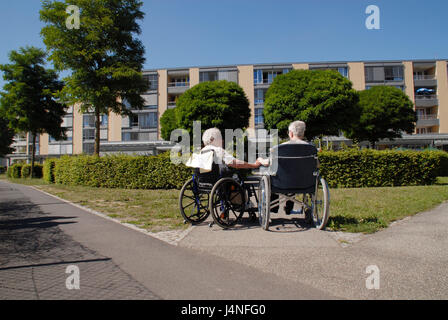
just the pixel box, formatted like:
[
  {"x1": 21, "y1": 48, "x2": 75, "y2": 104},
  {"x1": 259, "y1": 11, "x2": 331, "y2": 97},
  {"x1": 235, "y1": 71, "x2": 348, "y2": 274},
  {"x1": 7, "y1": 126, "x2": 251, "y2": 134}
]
[{"x1": 29, "y1": 185, "x2": 195, "y2": 246}]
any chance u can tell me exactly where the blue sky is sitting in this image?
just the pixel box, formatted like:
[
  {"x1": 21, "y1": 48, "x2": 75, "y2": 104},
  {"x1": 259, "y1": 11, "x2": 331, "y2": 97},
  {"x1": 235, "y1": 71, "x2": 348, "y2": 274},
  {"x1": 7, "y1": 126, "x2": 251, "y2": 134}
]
[{"x1": 0, "y1": 0, "x2": 447, "y2": 81}]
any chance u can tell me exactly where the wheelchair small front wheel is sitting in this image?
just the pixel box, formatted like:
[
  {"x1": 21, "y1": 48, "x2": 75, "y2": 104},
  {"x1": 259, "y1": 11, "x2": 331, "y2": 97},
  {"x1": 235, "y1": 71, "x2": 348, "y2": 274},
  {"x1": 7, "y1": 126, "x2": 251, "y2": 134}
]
[
  {"x1": 209, "y1": 178, "x2": 245, "y2": 229},
  {"x1": 312, "y1": 176, "x2": 330, "y2": 230},
  {"x1": 179, "y1": 178, "x2": 210, "y2": 224}
]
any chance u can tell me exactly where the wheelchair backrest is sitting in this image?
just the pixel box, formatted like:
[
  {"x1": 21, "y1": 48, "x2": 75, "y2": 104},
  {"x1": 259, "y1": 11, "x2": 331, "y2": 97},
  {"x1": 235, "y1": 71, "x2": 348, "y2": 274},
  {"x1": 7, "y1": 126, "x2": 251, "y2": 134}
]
[
  {"x1": 194, "y1": 149, "x2": 223, "y2": 189},
  {"x1": 270, "y1": 143, "x2": 318, "y2": 193}
]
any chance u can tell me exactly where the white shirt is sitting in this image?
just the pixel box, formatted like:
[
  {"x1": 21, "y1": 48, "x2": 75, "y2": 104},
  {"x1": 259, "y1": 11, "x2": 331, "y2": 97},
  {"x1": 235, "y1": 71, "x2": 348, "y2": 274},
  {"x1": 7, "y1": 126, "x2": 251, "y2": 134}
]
[{"x1": 201, "y1": 145, "x2": 236, "y2": 166}]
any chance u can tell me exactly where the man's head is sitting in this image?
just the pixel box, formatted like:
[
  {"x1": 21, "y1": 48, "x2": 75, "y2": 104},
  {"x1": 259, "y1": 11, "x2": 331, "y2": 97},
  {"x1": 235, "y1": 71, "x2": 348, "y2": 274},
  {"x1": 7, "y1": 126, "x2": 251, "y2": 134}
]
[
  {"x1": 202, "y1": 128, "x2": 223, "y2": 147},
  {"x1": 288, "y1": 120, "x2": 306, "y2": 140}
]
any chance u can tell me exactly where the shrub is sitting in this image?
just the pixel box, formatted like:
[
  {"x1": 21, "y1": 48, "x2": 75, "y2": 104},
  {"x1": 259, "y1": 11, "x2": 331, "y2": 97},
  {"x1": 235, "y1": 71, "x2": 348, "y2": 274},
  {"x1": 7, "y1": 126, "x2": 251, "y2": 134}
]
[
  {"x1": 0, "y1": 166, "x2": 6, "y2": 174},
  {"x1": 53, "y1": 152, "x2": 192, "y2": 189},
  {"x1": 9, "y1": 163, "x2": 24, "y2": 179},
  {"x1": 319, "y1": 149, "x2": 447, "y2": 188},
  {"x1": 43, "y1": 158, "x2": 58, "y2": 183},
  {"x1": 21, "y1": 164, "x2": 43, "y2": 179}
]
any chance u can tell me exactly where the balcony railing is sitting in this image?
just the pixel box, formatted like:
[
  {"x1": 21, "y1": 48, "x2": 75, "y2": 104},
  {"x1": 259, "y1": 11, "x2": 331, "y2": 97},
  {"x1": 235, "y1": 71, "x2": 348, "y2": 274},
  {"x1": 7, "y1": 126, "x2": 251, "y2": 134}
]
[
  {"x1": 414, "y1": 75, "x2": 436, "y2": 80},
  {"x1": 417, "y1": 114, "x2": 437, "y2": 120},
  {"x1": 415, "y1": 94, "x2": 437, "y2": 100},
  {"x1": 168, "y1": 81, "x2": 189, "y2": 87}
]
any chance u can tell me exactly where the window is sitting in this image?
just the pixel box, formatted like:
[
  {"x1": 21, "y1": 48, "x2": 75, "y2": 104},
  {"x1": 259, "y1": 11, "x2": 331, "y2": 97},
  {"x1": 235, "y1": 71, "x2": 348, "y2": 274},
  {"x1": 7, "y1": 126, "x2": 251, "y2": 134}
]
[
  {"x1": 200, "y1": 71, "x2": 218, "y2": 82},
  {"x1": 131, "y1": 114, "x2": 139, "y2": 127},
  {"x1": 101, "y1": 115, "x2": 108, "y2": 127},
  {"x1": 83, "y1": 115, "x2": 95, "y2": 128},
  {"x1": 255, "y1": 108, "x2": 264, "y2": 126},
  {"x1": 255, "y1": 89, "x2": 267, "y2": 105},
  {"x1": 83, "y1": 129, "x2": 95, "y2": 140},
  {"x1": 138, "y1": 113, "x2": 157, "y2": 129},
  {"x1": 384, "y1": 66, "x2": 403, "y2": 81},
  {"x1": 365, "y1": 66, "x2": 403, "y2": 83},
  {"x1": 254, "y1": 69, "x2": 286, "y2": 85},
  {"x1": 143, "y1": 74, "x2": 158, "y2": 91}
]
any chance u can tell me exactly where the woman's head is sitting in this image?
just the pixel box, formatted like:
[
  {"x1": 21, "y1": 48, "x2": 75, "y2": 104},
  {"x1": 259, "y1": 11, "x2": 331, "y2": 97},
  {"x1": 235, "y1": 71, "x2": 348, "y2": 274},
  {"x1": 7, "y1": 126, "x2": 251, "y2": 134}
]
[{"x1": 202, "y1": 128, "x2": 223, "y2": 147}]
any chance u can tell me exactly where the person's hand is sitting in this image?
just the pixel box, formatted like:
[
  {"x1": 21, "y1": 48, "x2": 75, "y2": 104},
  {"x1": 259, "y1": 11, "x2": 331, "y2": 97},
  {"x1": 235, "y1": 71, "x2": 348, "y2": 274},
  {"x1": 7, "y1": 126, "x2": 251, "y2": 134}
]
[
  {"x1": 257, "y1": 157, "x2": 270, "y2": 167},
  {"x1": 254, "y1": 160, "x2": 262, "y2": 168}
]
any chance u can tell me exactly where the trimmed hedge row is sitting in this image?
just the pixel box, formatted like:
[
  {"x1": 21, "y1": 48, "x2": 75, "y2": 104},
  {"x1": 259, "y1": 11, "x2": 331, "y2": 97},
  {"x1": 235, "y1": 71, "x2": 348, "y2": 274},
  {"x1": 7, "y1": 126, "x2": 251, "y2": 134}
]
[
  {"x1": 51, "y1": 153, "x2": 192, "y2": 189},
  {"x1": 43, "y1": 149, "x2": 448, "y2": 190},
  {"x1": 21, "y1": 164, "x2": 43, "y2": 179},
  {"x1": 319, "y1": 149, "x2": 448, "y2": 188},
  {"x1": 7, "y1": 163, "x2": 24, "y2": 179}
]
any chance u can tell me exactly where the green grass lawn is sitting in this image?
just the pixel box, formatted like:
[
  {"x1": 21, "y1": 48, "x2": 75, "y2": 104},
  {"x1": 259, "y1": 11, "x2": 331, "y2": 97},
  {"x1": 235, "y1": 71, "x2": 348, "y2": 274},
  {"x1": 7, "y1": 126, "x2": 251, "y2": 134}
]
[{"x1": 3, "y1": 175, "x2": 448, "y2": 234}]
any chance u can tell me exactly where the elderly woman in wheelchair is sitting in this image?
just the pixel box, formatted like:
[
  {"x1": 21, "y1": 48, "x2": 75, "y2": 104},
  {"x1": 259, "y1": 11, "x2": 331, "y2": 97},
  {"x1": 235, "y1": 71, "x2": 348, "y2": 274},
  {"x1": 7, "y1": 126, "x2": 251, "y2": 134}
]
[{"x1": 179, "y1": 121, "x2": 330, "y2": 231}]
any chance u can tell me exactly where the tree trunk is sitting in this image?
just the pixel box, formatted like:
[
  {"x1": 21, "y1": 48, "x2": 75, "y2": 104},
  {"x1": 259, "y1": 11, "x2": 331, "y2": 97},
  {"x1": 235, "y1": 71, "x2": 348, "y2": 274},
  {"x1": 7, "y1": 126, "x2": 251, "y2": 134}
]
[
  {"x1": 94, "y1": 107, "x2": 100, "y2": 156},
  {"x1": 31, "y1": 133, "x2": 36, "y2": 179}
]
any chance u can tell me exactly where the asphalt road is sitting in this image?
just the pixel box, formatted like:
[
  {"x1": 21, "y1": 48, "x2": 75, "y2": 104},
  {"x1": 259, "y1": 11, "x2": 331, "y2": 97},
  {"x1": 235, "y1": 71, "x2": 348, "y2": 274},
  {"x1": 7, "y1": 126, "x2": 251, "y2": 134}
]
[{"x1": 0, "y1": 180, "x2": 334, "y2": 300}]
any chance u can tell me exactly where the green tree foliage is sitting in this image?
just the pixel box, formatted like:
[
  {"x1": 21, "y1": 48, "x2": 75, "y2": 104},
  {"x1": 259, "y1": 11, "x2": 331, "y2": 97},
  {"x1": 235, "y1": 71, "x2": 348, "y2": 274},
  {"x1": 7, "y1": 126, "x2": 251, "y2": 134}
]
[
  {"x1": 0, "y1": 47, "x2": 66, "y2": 177},
  {"x1": 160, "y1": 108, "x2": 178, "y2": 141},
  {"x1": 40, "y1": 0, "x2": 148, "y2": 155},
  {"x1": 0, "y1": 116, "x2": 15, "y2": 157},
  {"x1": 263, "y1": 69, "x2": 360, "y2": 139},
  {"x1": 173, "y1": 80, "x2": 250, "y2": 136},
  {"x1": 344, "y1": 86, "x2": 417, "y2": 147}
]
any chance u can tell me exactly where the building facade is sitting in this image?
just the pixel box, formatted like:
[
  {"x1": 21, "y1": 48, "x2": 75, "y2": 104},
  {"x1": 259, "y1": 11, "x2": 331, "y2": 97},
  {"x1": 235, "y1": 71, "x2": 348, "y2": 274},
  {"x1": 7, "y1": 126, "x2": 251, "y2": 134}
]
[{"x1": 5, "y1": 59, "x2": 448, "y2": 164}]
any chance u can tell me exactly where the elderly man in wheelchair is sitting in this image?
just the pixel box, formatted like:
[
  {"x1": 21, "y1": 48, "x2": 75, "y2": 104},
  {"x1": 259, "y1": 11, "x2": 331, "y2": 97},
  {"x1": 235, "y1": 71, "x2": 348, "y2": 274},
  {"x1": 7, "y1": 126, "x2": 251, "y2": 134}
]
[{"x1": 179, "y1": 121, "x2": 330, "y2": 231}]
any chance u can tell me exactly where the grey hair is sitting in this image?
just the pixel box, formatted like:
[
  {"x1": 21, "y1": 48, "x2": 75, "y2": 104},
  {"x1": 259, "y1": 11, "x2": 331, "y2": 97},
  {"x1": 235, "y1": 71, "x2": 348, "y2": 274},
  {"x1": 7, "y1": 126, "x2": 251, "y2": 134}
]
[
  {"x1": 202, "y1": 128, "x2": 222, "y2": 146},
  {"x1": 288, "y1": 121, "x2": 306, "y2": 138}
]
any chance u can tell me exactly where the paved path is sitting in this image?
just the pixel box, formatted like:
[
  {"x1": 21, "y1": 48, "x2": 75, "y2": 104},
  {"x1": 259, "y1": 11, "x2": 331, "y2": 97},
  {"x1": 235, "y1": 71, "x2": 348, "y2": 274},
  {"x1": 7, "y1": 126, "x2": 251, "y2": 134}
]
[
  {"x1": 0, "y1": 180, "x2": 333, "y2": 300},
  {"x1": 179, "y1": 203, "x2": 448, "y2": 299}
]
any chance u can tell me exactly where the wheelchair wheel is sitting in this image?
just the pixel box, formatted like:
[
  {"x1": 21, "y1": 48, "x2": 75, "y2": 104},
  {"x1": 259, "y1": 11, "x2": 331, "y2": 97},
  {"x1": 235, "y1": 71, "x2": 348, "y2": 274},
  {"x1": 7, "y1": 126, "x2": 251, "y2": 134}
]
[
  {"x1": 179, "y1": 178, "x2": 210, "y2": 224},
  {"x1": 209, "y1": 177, "x2": 245, "y2": 229},
  {"x1": 258, "y1": 175, "x2": 270, "y2": 231},
  {"x1": 312, "y1": 176, "x2": 330, "y2": 230}
]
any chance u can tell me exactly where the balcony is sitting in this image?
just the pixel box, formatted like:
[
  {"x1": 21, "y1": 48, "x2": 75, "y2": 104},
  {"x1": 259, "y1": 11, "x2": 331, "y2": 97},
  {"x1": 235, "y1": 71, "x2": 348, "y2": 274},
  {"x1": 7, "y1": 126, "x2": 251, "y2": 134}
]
[
  {"x1": 416, "y1": 114, "x2": 439, "y2": 127},
  {"x1": 415, "y1": 94, "x2": 438, "y2": 107},
  {"x1": 167, "y1": 81, "x2": 190, "y2": 94},
  {"x1": 167, "y1": 102, "x2": 177, "y2": 109},
  {"x1": 414, "y1": 75, "x2": 437, "y2": 87}
]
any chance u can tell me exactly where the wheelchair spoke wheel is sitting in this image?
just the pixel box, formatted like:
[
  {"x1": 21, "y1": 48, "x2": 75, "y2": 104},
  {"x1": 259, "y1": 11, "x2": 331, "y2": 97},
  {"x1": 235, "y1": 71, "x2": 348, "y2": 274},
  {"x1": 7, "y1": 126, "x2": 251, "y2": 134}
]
[
  {"x1": 179, "y1": 178, "x2": 210, "y2": 224},
  {"x1": 209, "y1": 178, "x2": 245, "y2": 229},
  {"x1": 258, "y1": 175, "x2": 270, "y2": 231},
  {"x1": 312, "y1": 176, "x2": 330, "y2": 230}
]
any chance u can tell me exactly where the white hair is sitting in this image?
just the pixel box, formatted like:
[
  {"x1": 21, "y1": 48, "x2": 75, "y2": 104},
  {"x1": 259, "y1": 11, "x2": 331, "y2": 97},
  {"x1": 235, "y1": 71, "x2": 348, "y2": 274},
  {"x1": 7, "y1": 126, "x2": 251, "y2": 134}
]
[
  {"x1": 288, "y1": 121, "x2": 306, "y2": 138},
  {"x1": 202, "y1": 128, "x2": 222, "y2": 146}
]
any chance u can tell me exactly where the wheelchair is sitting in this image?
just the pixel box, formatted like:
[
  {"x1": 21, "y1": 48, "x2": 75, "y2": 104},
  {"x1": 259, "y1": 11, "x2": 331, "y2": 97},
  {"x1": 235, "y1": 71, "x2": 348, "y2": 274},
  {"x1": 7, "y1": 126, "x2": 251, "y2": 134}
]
[
  {"x1": 179, "y1": 144, "x2": 330, "y2": 231},
  {"x1": 257, "y1": 143, "x2": 330, "y2": 231},
  {"x1": 179, "y1": 149, "x2": 260, "y2": 228}
]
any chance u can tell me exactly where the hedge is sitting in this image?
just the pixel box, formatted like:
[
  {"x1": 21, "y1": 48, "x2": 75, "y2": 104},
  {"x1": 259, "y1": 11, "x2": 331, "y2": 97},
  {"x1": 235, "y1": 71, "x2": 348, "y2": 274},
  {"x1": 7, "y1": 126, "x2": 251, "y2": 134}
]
[
  {"x1": 21, "y1": 164, "x2": 43, "y2": 179},
  {"x1": 51, "y1": 152, "x2": 192, "y2": 189},
  {"x1": 43, "y1": 158, "x2": 57, "y2": 183},
  {"x1": 0, "y1": 166, "x2": 6, "y2": 175},
  {"x1": 319, "y1": 149, "x2": 448, "y2": 188},
  {"x1": 45, "y1": 149, "x2": 448, "y2": 190},
  {"x1": 8, "y1": 163, "x2": 24, "y2": 179}
]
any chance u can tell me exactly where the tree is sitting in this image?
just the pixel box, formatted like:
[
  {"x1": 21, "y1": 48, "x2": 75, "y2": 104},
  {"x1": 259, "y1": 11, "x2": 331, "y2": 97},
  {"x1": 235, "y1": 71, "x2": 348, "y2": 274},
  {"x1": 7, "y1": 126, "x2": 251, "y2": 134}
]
[
  {"x1": 0, "y1": 47, "x2": 66, "y2": 177},
  {"x1": 160, "y1": 108, "x2": 178, "y2": 141},
  {"x1": 40, "y1": 0, "x2": 148, "y2": 156},
  {"x1": 173, "y1": 80, "x2": 250, "y2": 136},
  {"x1": 344, "y1": 86, "x2": 417, "y2": 148},
  {"x1": 0, "y1": 116, "x2": 15, "y2": 157},
  {"x1": 263, "y1": 69, "x2": 360, "y2": 140}
]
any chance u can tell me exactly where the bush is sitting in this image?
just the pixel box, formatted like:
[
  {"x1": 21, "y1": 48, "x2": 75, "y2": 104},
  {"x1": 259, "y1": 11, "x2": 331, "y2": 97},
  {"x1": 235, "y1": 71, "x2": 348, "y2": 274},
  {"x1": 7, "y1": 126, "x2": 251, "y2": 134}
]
[
  {"x1": 0, "y1": 166, "x2": 6, "y2": 174},
  {"x1": 21, "y1": 164, "x2": 43, "y2": 179},
  {"x1": 53, "y1": 152, "x2": 192, "y2": 189},
  {"x1": 43, "y1": 158, "x2": 57, "y2": 183},
  {"x1": 319, "y1": 149, "x2": 447, "y2": 188},
  {"x1": 9, "y1": 163, "x2": 24, "y2": 179}
]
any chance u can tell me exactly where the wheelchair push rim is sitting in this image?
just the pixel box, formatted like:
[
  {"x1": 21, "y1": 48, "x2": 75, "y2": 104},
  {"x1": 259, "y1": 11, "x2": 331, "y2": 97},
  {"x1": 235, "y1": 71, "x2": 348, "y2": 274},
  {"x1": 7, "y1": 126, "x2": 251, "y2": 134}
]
[
  {"x1": 312, "y1": 176, "x2": 330, "y2": 230},
  {"x1": 179, "y1": 177, "x2": 210, "y2": 224},
  {"x1": 209, "y1": 177, "x2": 245, "y2": 229},
  {"x1": 258, "y1": 175, "x2": 270, "y2": 231}
]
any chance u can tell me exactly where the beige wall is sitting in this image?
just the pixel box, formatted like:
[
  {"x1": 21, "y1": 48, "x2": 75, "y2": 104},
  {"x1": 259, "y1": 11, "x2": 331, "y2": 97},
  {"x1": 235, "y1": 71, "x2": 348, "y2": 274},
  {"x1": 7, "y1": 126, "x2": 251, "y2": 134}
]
[
  {"x1": 39, "y1": 133, "x2": 49, "y2": 156},
  {"x1": 403, "y1": 61, "x2": 415, "y2": 104},
  {"x1": 157, "y1": 69, "x2": 168, "y2": 139},
  {"x1": 189, "y1": 67, "x2": 200, "y2": 87},
  {"x1": 237, "y1": 65, "x2": 255, "y2": 129},
  {"x1": 72, "y1": 103, "x2": 83, "y2": 154},
  {"x1": 436, "y1": 61, "x2": 448, "y2": 133},
  {"x1": 292, "y1": 63, "x2": 309, "y2": 70},
  {"x1": 347, "y1": 62, "x2": 366, "y2": 91},
  {"x1": 108, "y1": 109, "x2": 122, "y2": 142}
]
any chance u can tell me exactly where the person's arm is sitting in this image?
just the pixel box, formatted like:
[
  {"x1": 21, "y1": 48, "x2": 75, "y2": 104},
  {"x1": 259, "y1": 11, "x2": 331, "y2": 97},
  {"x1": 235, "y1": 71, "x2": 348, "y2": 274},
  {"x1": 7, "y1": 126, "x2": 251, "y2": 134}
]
[{"x1": 228, "y1": 159, "x2": 262, "y2": 169}]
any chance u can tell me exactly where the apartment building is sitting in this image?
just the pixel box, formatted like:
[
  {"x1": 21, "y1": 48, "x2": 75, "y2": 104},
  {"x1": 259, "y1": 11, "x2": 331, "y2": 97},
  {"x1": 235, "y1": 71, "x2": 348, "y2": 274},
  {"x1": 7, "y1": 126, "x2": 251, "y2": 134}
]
[{"x1": 5, "y1": 59, "x2": 448, "y2": 164}]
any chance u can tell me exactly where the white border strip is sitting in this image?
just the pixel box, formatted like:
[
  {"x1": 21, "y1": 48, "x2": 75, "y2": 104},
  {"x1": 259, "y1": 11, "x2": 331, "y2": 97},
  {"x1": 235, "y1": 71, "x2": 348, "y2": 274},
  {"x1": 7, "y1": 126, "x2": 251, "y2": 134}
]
[{"x1": 30, "y1": 186, "x2": 195, "y2": 246}]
